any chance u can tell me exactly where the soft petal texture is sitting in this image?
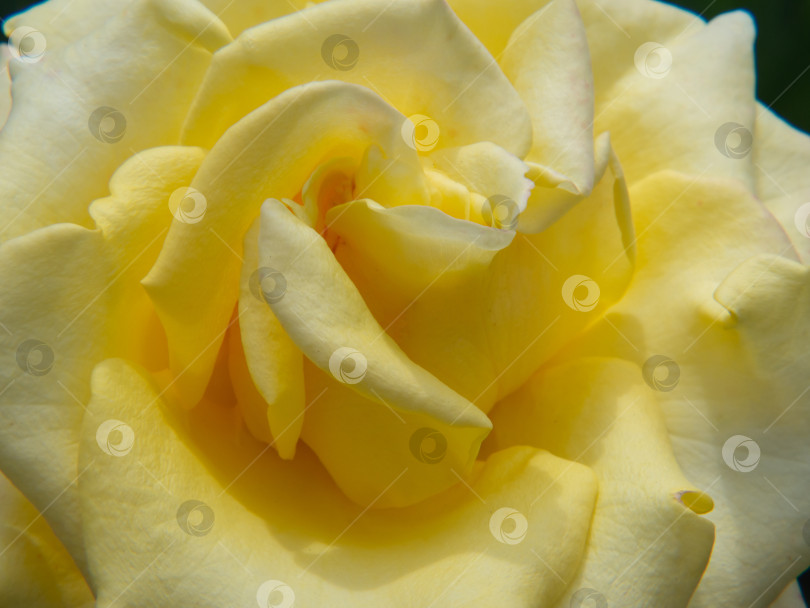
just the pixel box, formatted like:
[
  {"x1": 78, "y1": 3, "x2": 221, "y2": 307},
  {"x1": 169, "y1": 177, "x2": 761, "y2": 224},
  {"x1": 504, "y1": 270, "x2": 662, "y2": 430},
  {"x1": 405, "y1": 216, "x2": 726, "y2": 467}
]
[
  {"x1": 199, "y1": 0, "x2": 328, "y2": 37},
  {"x1": 754, "y1": 105, "x2": 810, "y2": 263},
  {"x1": 445, "y1": 0, "x2": 549, "y2": 57},
  {"x1": 770, "y1": 582, "x2": 807, "y2": 608},
  {"x1": 79, "y1": 358, "x2": 597, "y2": 607},
  {"x1": 500, "y1": 0, "x2": 595, "y2": 201},
  {"x1": 488, "y1": 357, "x2": 715, "y2": 607},
  {"x1": 232, "y1": 218, "x2": 305, "y2": 459},
  {"x1": 0, "y1": 472, "x2": 93, "y2": 607},
  {"x1": 556, "y1": 172, "x2": 805, "y2": 607},
  {"x1": 579, "y1": 2, "x2": 755, "y2": 190},
  {"x1": 260, "y1": 198, "x2": 491, "y2": 507},
  {"x1": 144, "y1": 81, "x2": 426, "y2": 409},
  {"x1": 0, "y1": 0, "x2": 229, "y2": 241},
  {"x1": 329, "y1": 143, "x2": 633, "y2": 414},
  {"x1": 181, "y1": 0, "x2": 532, "y2": 158},
  {"x1": 0, "y1": 146, "x2": 204, "y2": 574},
  {"x1": 0, "y1": 45, "x2": 10, "y2": 130}
]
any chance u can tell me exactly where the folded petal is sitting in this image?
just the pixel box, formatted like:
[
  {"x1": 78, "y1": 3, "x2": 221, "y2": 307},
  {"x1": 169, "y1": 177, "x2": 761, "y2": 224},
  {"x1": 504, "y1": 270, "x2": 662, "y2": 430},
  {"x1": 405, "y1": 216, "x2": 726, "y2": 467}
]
[
  {"x1": 78, "y1": 357, "x2": 597, "y2": 607},
  {"x1": 445, "y1": 0, "x2": 548, "y2": 57},
  {"x1": 0, "y1": 0, "x2": 229, "y2": 241},
  {"x1": 198, "y1": 0, "x2": 328, "y2": 37},
  {"x1": 488, "y1": 357, "x2": 715, "y2": 608},
  {"x1": 0, "y1": 46, "x2": 10, "y2": 130},
  {"x1": 182, "y1": 0, "x2": 532, "y2": 158},
  {"x1": 0, "y1": 472, "x2": 93, "y2": 607},
  {"x1": 753, "y1": 105, "x2": 810, "y2": 263},
  {"x1": 0, "y1": 146, "x2": 204, "y2": 575},
  {"x1": 144, "y1": 81, "x2": 426, "y2": 409},
  {"x1": 578, "y1": 2, "x2": 755, "y2": 189},
  {"x1": 557, "y1": 172, "x2": 806, "y2": 607},
  {"x1": 259, "y1": 199, "x2": 491, "y2": 507}
]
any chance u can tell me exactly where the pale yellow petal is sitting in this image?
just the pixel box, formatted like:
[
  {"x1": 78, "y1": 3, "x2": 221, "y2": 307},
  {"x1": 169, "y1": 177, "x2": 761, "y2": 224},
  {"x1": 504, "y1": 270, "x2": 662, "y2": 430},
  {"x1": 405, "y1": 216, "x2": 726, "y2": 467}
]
[
  {"x1": 0, "y1": 146, "x2": 204, "y2": 575},
  {"x1": 753, "y1": 105, "x2": 810, "y2": 263},
  {"x1": 259, "y1": 199, "x2": 490, "y2": 507},
  {"x1": 0, "y1": 0, "x2": 229, "y2": 241},
  {"x1": 78, "y1": 358, "x2": 597, "y2": 607},
  {"x1": 0, "y1": 472, "x2": 93, "y2": 607},
  {"x1": 0, "y1": 45, "x2": 10, "y2": 131},
  {"x1": 144, "y1": 81, "x2": 425, "y2": 409},
  {"x1": 769, "y1": 582, "x2": 807, "y2": 608},
  {"x1": 199, "y1": 0, "x2": 329, "y2": 37},
  {"x1": 445, "y1": 0, "x2": 549, "y2": 58},
  {"x1": 182, "y1": 0, "x2": 532, "y2": 158},
  {"x1": 488, "y1": 357, "x2": 715, "y2": 607}
]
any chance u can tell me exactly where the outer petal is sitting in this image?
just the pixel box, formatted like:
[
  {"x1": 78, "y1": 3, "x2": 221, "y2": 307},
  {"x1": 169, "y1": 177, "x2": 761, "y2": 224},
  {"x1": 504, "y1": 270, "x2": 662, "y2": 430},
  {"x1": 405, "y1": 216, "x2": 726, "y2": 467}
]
[
  {"x1": 144, "y1": 81, "x2": 426, "y2": 409},
  {"x1": 0, "y1": 45, "x2": 10, "y2": 130},
  {"x1": 578, "y1": 1, "x2": 755, "y2": 189},
  {"x1": 558, "y1": 172, "x2": 806, "y2": 607},
  {"x1": 199, "y1": 0, "x2": 328, "y2": 37},
  {"x1": 753, "y1": 105, "x2": 810, "y2": 263},
  {"x1": 0, "y1": 146, "x2": 205, "y2": 575},
  {"x1": 328, "y1": 142, "x2": 633, "y2": 413},
  {"x1": 259, "y1": 199, "x2": 491, "y2": 508},
  {"x1": 0, "y1": 472, "x2": 93, "y2": 607},
  {"x1": 488, "y1": 358, "x2": 715, "y2": 607},
  {"x1": 78, "y1": 358, "x2": 597, "y2": 608},
  {"x1": 181, "y1": 0, "x2": 532, "y2": 158},
  {"x1": 0, "y1": 0, "x2": 229, "y2": 241}
]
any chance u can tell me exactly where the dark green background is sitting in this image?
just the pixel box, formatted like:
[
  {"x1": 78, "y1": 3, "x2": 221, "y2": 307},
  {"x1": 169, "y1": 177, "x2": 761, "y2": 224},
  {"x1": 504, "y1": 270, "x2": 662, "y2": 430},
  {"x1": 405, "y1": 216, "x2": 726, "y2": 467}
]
[{"x1": 1, "y1": 0, "x2": 810, "y2": 603}]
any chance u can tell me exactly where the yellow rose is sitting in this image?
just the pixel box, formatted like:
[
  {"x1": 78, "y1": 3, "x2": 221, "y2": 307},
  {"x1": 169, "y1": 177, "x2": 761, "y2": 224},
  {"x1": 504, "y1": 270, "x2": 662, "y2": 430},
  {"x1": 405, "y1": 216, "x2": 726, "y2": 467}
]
[{"x1": 1, "y1": 0, "x2": 809, "y2": 606}]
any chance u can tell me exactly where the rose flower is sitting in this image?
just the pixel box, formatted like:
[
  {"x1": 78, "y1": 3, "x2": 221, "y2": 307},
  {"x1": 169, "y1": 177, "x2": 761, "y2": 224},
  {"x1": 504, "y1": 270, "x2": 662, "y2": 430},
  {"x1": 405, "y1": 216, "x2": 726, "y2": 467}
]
[{"x1": 0, "y1": 0, "x2": 808, "y2": 606}]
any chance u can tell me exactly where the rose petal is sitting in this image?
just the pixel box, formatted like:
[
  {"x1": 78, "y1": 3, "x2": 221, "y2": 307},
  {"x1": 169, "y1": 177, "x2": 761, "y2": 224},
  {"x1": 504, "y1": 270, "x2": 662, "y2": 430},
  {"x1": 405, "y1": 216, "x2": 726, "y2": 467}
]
[
  {"x1": 78, "y1": 357, "x2": 597, "y2": 607},
  {"x1": 487, "y1": 357, "x2": 715, "y2": 607},
  {"x1": 181, "y1": 0, "x2": 532, "y2": 158},
  {"x1": 326, "y1": 143, "x2": 633, "y2": 413},
  {"x1": 259, "y1": 198, "x2": 491, "y2": 507},
  {"x1": 0, "y1": 146, "x2": 204, "y2": 574},
  {"x1": 0, "y1": 0, "x2": 229, "y2": 241},
  {"x1": 144, "y1": 81, "x2": 426, "y2": 409},
  {"x1": 556, "y1": 171, "x2": 806, "y2": 607},
  {"x1": 198, "y1": 0, "x2": 329, "y2": 37},
  {"x1": 231, "y1": 218, "x2": 305, "y2": 460},
  {"x1": 0, "y1": 46, "x2": 10, "y2": 131},
  {"x1": 445, "y1": 0, "x2": 547, "y2": 57},
  {"x1": 753, "y1": 105, "x2": 810, "y2": 264},
  {"x1": 0, "y1": 472, "x2": 93, "y2": 607}
]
